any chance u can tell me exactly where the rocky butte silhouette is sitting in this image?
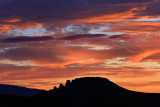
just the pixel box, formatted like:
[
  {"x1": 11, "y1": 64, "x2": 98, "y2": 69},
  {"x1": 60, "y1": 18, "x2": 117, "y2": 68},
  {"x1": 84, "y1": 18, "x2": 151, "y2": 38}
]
[
  {"x1": 37, "y1": 77, "x2": 131, "y2": 97},
  {"x1": 36, "y1": 77, "x2": 160, "y2": 107},
  {"x1": 0, "y1": 77, "x2": 160, "y2": 107}
]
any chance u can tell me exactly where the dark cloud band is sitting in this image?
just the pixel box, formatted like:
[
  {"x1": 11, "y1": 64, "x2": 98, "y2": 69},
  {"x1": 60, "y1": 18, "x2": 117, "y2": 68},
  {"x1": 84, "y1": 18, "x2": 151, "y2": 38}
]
[
  {"x1": 0, "y1": 36, "x2": 54, "y2": 43},
  {"x1": 60, "y1": 34, "x2": 107, "y2": 40},
  {"x1": 0, "y1": 34, "x2": 107, "y2": 43}
]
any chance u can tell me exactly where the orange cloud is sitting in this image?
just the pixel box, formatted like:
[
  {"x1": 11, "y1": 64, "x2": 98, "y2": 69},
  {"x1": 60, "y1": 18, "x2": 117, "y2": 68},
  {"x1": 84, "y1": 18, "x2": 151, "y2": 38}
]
[
  {"x1": 0, "y1": 22, "x2": 42, "y2": 33},
  {"x1": 65, "y1": 6, "x2": 144, "y2": 24},
  {"x1": 109, "y1": 22, "x2": 160, "y2": 34},
  {"x1": 3, "y1": 19, "x2": 22, "y2": 23},
  {"x1": 131, "y1": 50, "x2": 160, "y2": 63}
]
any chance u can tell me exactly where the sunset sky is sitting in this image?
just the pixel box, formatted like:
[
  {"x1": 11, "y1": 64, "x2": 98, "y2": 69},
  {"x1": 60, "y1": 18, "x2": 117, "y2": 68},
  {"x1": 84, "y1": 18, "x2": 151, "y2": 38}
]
[{"x1": 1, "y1": 0, "x2": 160, "y2": 93}]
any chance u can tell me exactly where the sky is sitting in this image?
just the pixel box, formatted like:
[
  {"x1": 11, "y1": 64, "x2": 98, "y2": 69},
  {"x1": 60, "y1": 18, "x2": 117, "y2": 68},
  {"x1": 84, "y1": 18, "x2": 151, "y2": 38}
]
[{"x1": 0, "y1": 0, "x2": 160, "y2": 93}]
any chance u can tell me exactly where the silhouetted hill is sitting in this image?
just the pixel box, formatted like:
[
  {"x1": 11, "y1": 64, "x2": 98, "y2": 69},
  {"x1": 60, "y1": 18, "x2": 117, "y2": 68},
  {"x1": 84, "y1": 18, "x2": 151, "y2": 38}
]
[
  {"x1": 0, "y1": 84, "x2": 44, "y2": 96},
  {"x1": 37, "y1": 77, "x2": 132, "y2": 97},
  {"x1": 0, "y1": 77, "x2": 160, "y2": 107},
  {"x1": 36, "y1": 77, "x2": 160, "y2": 107}
]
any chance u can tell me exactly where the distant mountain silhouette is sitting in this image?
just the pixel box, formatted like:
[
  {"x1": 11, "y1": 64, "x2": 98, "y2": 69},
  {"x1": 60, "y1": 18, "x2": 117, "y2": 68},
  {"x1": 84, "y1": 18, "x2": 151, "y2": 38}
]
[
  {"x1": 0, "y1": 77, "x2": 160, "y2": 107},
  {"x1": 0, "y1": 84, "x2": 44, "y2": 96}
]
